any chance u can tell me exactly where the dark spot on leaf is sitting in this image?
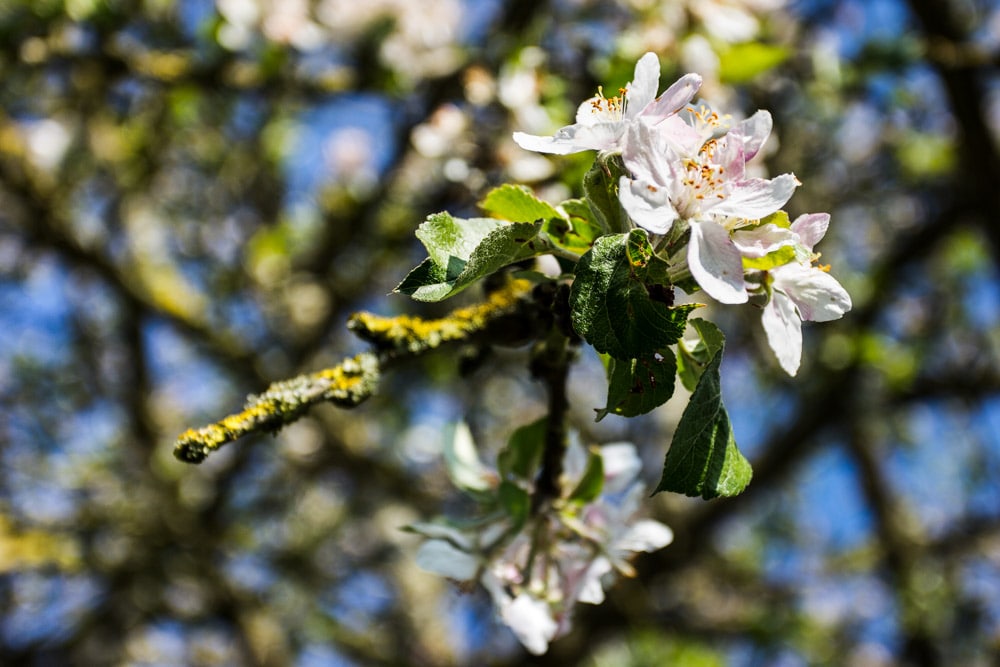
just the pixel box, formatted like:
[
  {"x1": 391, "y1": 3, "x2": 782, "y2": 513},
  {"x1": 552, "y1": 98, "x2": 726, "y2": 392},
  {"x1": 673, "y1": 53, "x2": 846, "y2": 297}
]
[{"x1": 646, "y1": 283, "x2": 675, "y2": 307}]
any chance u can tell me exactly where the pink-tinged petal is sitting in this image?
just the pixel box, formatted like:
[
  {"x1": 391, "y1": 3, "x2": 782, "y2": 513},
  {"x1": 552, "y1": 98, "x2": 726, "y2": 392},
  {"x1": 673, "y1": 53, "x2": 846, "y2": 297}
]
[
  {"x1": 713, "y1": 173, "x2": 798, "y2": 219},
  {"x1": 761, "y1": 292, "x2": 803, "y2": 376},
  {"x1": 652, "y1": 113, "x2": 705, "y2": 157},
  {"x1": 714, "y1": 133, "x2": 747, "y2": 181},
  {"x1": 615, "y1": 520, "x2": 674, "y2": 553},
  {"x1": 642, "y1": 72, "x2": 702, "y2": 121},
  {"x1": 689, "y1": 219, "x2": 748, "y2": 304},
  {"x1": 619, "y1": 175, "x2": 678, "y2": 234},
  {"x1": 775, "y1": 264, "x2": 852, "y2": 322},
  {"x1": 415, "y1": 540, "x2": 479, "y2": 581},
  {"x1": 790, "y1": 212, "x2": 830, "y2": 251},
  {"x1": 625, "y1": 52, "x2": 661, "y2": 115},
  {"x1": 738, "y1": 110, "x2": 773, "y2": 161},
  {"x1": 731, "y1": 223, "x2": 797, "y2": 258},
  {"x1": 624, "y1": 121, "x2": 690, "y2": 190},
  {"x1": 622, "y1": 121, "x2": 667, "y2": 183},
  {"x1": 501, "y1": 594, "x2": 559, "y2": 655}
]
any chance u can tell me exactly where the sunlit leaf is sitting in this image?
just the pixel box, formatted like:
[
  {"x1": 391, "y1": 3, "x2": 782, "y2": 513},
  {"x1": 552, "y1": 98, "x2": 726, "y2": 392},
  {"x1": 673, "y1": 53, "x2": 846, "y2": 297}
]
[
  {"x1": 596, "y1": 350, "x2": 677, "y2": 421},
  {"x1": 655, "y1": 335, "x2": 752, "y2": 499},
  {"x1": 395, "y1": 212, "x2": 551, "y2": 301},
  {"x1": 583, "y1": 153, "x2": 628, "y2": 235},
  {"x1": 676, "y1": 318, "x2": 725, "y2": 393},
  {"x1": 570, "y1": 229, "x2": 699, "y2": 359}
]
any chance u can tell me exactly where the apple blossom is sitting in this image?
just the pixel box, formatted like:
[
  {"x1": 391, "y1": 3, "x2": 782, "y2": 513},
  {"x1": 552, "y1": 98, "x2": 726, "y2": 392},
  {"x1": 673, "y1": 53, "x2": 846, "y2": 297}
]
[
  {"x1": 619, "y1": 110, "x2": 798, "y2": 303},
  {"x1": 410, "y1": 432, "x2": 672, "y2": 655},
  {"x1": 513, "y1": 52, "x2": 701, "y2": 155},
  {"x1": 759, "y1": 213, "x2": 852, "y2": 375}
]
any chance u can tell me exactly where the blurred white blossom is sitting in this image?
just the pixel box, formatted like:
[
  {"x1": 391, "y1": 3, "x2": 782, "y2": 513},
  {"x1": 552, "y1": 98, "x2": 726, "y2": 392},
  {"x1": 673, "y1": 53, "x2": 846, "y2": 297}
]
[{"x1": 411, "y1": 428, "x2": 672, "y2": 655}]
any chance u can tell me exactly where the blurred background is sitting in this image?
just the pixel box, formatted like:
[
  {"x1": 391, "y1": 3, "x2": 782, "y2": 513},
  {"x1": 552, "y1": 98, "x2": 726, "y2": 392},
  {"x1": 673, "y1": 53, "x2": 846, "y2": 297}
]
[{"x1": 1, "y1": 0, "x2": 999, "y2": 664}]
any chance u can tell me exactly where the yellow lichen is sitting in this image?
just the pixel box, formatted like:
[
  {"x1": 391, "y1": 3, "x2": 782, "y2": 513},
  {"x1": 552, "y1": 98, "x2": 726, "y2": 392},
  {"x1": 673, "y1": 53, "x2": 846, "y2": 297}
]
[
  {"x1": 174, "y1": 278, "x2": 538, "y2": 464},
  {"x1": 174, "y1": 352, "x2": 379, "y2": 463},
  {"x1": 348, "y1": 278, "x2": 533, "y2": 353}
]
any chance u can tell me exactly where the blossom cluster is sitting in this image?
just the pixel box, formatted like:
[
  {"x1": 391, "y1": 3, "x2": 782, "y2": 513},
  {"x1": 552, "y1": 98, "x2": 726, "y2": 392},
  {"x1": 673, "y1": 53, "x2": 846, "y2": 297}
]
[
  {"x1": 515, "y1": 53, "x2": 851, "y2": 375},
  {"x1": 410, "y1": 425, "x2": 672, "y2": 655}
]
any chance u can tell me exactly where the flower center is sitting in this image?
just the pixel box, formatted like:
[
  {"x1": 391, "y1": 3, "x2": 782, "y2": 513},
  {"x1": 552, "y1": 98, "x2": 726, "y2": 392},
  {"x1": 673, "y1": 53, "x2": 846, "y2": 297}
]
[
  {"x1": 684, "y1": 103, "x2": 731, "y2": 139},
  {"x1": 677, "y1": 139, "x2": 728, "y2": 216},
  {"x1": 589, "y1": 86, "x2": 628, "y2": 121}
]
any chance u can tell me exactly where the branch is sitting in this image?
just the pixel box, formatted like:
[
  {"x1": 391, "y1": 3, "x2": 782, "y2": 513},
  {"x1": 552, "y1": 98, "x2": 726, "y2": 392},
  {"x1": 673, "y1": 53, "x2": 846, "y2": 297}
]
[{"x1": 174, "y1": 277, "x2": 538, "y2": 463}]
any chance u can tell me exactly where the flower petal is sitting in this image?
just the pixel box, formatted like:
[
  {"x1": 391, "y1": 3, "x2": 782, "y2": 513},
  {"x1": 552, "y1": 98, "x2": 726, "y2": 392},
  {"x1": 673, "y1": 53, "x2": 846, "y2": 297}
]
[
  {"x1": 615, "y1": 519, "x2": 674, "y2": 553},
  {"x1": 642, "y1": 72, "x2": 702, "y2": 121},
  {"x1": 731, "y1": 223, "x2": 796, "y2": 258},
  {"x1": 738, "y1": 110, "x2": 773, "y2": 161},
  {"x1": 790, "y1": 212, "x2": 830, "y2": 252},
  {"x1": 576, "y1": 557, "x2": 611, "y2": 604},
  {"x1": 652, "y1": 113, "x2": 705, "y2": 158},
  {"x1": 625, "y1": 52, "x2": 661, "y2": 116},
  {"x1": 775, "y1": 264, "x2": 852, "y2": 323},
  {"x1": 445, "y1": 421, "x2": 494, "y2": 493},
  {"x1": 618, "y1": 175, "x2": 678, "y2": 235},
  {"x1": 512, "y1": 130, "x2": 588, "y2": 155},
  {"x1": 713, "y1": 173, "x2": 798, "y2": 219},
  {"x1": 761, "y1": 291, "x2": 803, "y2": 376},
  {"x1": 501, "y1": 594, "x2": 559, "y2": 655},
  {"x1": 689, "y1": 219, "x2": 748, "y2": 304}
]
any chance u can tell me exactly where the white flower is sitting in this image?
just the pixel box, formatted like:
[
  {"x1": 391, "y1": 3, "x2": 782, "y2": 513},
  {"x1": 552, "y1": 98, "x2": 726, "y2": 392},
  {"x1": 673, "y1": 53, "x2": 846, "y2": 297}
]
[
  {"x1": 760, "y1": 213, "x2": 852, "y2": 375},
  {"x1": 619, "y1": 110, "x2": 798, "y2": 304},
  {"x1": 410, "y1": 435, "x2": 672, "y2": 655},
  {"x1": 513, "y1": 53, "x2": 701, "y2": 155},
  {"x1": 500, "y1": 593, "x2": 560, "y2": 655}
]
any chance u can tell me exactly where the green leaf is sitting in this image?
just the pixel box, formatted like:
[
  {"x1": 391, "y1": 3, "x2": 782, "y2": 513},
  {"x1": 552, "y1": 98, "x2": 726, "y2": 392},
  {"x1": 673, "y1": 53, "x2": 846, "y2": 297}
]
[
  {"x1": 544, "y1": 198, "x2": 602, "y2": 256},
  {"x1": 480, "y1": 184, "x2": 561, "y2": 222},
  {"x1": 759, "y1": 210, "x2": 791, "y2": 229},
  {"x1": 718, "y1": 42, "x2": 790, "y2": 84},
  {"x1": 597, "y1": 349, "x2": 677, "y2": 421},
  {"x1": 498, "y1": 417, "x2": 547, "y2": 481},
  {"x1": 570, "y1": 229, "x2": 699, "y2": 359},
  {"x1": 654, "y1": 337, "x2": 752, "y2": 499},
  {"x1": 676, "y1": 318, "x2": 725, "y2": 393},
  {"x1": 742, "y1": 244, "x2": 797, "y2": 271},
  {"x1": 418, "y1": 212, "x2": 503, "y2": 270},
  {"x1": 567, "y1": 447, "x2": 604, "y2": 503},
  {"x1": 498, "y1": 480, "x2": 531, "y2": 528},
  {"x1": 583, "y1": 154, "x2": 628, "y2": 235},
  {"x1": 395, "y1": 212, "x2": 551, "y2": 301}
]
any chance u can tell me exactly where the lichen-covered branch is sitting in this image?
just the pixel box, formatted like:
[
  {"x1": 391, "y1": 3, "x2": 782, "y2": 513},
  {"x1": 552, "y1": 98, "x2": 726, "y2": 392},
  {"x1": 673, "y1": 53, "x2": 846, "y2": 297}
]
[
  {"x1": 174, "y1": 277, "x2": 538, "y2": 464},
  {"x1": 347, "y1": 277, "x2": 535, "y2": 354},
  {"x1": 174, "y1": 353, "x2": 381, "y2": 463}
]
